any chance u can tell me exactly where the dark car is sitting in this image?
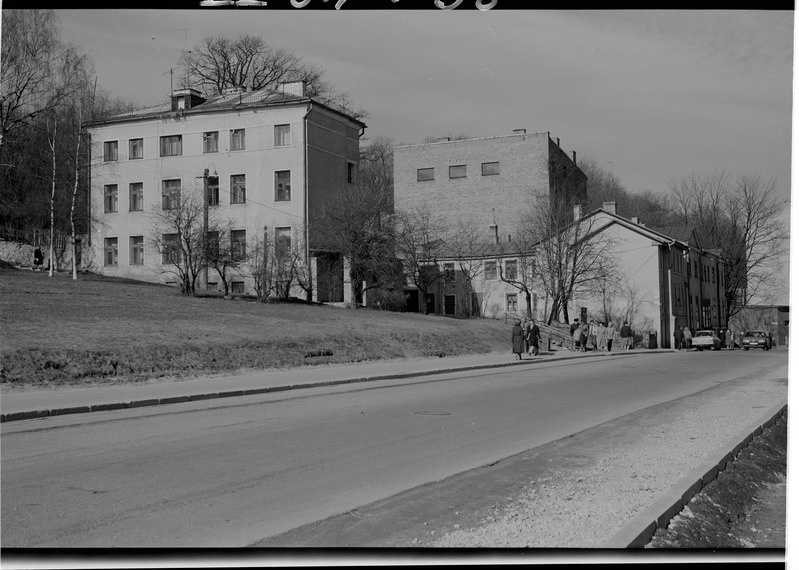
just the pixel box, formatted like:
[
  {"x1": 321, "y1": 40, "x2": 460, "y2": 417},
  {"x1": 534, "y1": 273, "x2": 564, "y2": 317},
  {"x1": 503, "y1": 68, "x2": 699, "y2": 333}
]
[{"x1": 742, "y1": 330, "x2": 772, "y2": 350}]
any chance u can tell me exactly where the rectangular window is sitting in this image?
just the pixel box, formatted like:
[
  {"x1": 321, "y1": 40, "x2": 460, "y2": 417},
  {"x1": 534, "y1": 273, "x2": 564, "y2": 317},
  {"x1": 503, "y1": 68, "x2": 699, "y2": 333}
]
[
  {"x1": 207, "y1": 281, "x2": 218, "y2": 291},
  {"x1": 104, "y1": 237, "x2": 118, "y2": 266},
  {"x1": 348, "y1": 162, "x2": 356, "y2": 184},
  {"x1": 159, "y1": 135, "x2": 182, "y2": 157},
  {"x1": 130, "y1": 236, "x2": 144, "y2": 265},
  {"x1": 207, "y1": 175, "x2": 219, "y2": 206},
  {"x1": 129, "y1": 183, "x2": 143, "y2": 212},
  {"x1": 230, "y1": 129, "x2": 245, "y2": 151},
  {"x1": 274, "y1": 124, "x2": 290, "y2": 147},
  {"x1": 417, "y1": 167, "x2": 434, "y2": 182},
  {"x1": 129, "y1": 138, "x2": 143, "y2": 160},
  {"x1": 506, "y1": 293, "x2": 518, "y2": 312},
  {"x1": 161, "y1": 233, "x2": 181, "y2": 265},
  {"x1": 275, "y1": 227, "x2": 291, "y2": 259},
  {"x1": 230, "y1": 174, "x2": 246, "y2": 204},
  {"x1": 481, "y1": 161, "x2": 500, "y2": 176},
  {"x1": 230, "y1": 229, "x2": 246, "y2": 260},
  {"x1": 484, "y1": 261, "x2": 497, "y2": 280},
  {"x1": 231, "y1": 281, "x2": 245, "y2": 294},
  {"x1": 449, "y1": 165, "x2": 467, "y2": 179},
  {"x1": 443, "y1": 262, "x2": 455, "y2": 282},
  {"x1": 504, "y1": 259, "x2": 518, "y2": 281},
  {"x1": 161, "y1": 179, "x2": 181, "y2": 210},
  {"x1": 104, "y1": 184, "x2": 118, "y2": 213},
  {"x1": 275, "y1": 170, "x2": 291, "y2": 201},
  {"x1": 103, "y1": 141, "x2": 118, "y2": 162},
  {"x1": 203, "y1": 131, "x2": 218, "y2": 153}
]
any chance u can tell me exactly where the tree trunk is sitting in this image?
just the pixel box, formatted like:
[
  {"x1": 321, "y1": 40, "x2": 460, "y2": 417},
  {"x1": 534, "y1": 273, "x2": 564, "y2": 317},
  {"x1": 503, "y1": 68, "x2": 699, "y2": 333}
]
[
  {"x1": 48, "y1": 116, "x2": 57, "y2": 278},
  {"x1": 70, "y1": 104, "x2": 81, "y2": 280}
]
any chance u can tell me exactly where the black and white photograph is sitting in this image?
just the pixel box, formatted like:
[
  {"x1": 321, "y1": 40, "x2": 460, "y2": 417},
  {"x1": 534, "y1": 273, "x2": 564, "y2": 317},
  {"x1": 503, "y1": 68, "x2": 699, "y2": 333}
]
[{"x1": 0, "y1": 4, "x2": 792, "y2": 566}]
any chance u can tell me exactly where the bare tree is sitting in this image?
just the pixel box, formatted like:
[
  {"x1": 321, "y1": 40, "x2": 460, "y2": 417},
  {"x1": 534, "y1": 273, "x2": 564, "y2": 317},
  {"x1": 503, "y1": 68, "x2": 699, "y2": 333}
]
[
  {"x1": 177, "y1": 34, "x2": 367, "y2": 119},
  {"x1": 394, "y1": 205, "x2": 447, "y2": 314},
  {"x1": 666, "y1": 171, "x2": 788, "y2": 319},
  {"x1": 205, "y1": 221, "x2": 246, "y2": 297},
  {"x1": 148, "y1": 187, "x2": 207, "y2": 296},
  {"x1": 525, "y1": 194, "x2": 619, "y2": 325},
  {"x1": 315, "y1": 137, "x2": 396, "y2": 308},
  {"x1": 446, "y1": 216, "x2": 495, "y2": 317},
  {"x1": 0, "y1": 10, "x2": 89, "y2": 152}
]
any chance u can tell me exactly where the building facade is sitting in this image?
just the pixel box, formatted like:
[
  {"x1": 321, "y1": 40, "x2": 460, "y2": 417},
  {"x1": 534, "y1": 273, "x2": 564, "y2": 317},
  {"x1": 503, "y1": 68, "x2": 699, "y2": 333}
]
[
  {"x1": 393, "y1": 130, "x2": 587, "y2": 312},
  {"x1": 85, "y1": 82, "x2": 365, "y2": 301}
]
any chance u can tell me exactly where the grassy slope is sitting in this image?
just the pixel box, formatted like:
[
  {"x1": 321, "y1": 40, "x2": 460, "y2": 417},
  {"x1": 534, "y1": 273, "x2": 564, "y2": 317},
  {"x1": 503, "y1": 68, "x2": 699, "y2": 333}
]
[{"x1": 0, "y1": 269, "x2": 512, "y2": 389}]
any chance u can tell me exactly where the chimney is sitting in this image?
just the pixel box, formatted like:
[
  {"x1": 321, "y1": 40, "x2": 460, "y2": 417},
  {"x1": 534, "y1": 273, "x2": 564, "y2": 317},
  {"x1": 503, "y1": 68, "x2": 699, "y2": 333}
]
[
  {"x1": 573, "y1": 204, "x2": 583, "y2": 221},
  {"x1": 278, "y1": 80, "x2": 306, "y2": 97},
  {"x1": 513, "y1": 128, "x2": 527, "y2": 135},
  {"x1": 557, "y1": 137, "x2": 560, "y2": 147},
  {"x1": 490, "y1": 223, "x2": 499, "y2": 244},
  {"x1": 436, "y1": 137, "x2": 451, "y2": 142},
  {"x1": 602, "y1": 201, "x2": 617, "y2": 215},
  {"x1": 631, "y1": 216, "x2": 639, "y2": 224},
  {"x1": 572, "y1": 150, "x2": 577, "y2": 163}
]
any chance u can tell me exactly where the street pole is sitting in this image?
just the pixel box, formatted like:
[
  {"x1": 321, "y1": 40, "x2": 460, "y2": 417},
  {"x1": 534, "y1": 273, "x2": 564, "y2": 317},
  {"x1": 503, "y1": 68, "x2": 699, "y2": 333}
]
[{"x1": 203, "y1": 168, "x2": 209, "y2": 289}]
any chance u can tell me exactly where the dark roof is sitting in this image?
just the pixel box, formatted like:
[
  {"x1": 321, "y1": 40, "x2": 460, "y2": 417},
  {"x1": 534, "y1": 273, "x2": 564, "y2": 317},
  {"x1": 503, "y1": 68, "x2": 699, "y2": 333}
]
[
  {"x1": 652, "y1": 225, "x2": 701, "y2": 247},
  {"x1": 436, "y1": 239, "x2": 533, "y2": 260},
  {"x1": 86, "y1": 87, "x2": 365, "y2": 127}
]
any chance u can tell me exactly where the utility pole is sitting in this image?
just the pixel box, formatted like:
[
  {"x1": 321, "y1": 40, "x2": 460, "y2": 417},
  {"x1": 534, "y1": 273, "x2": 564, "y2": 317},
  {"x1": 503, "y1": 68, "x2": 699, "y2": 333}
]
[{"x1": 203, "y1": 168, "x2": 209, "y2": 288}]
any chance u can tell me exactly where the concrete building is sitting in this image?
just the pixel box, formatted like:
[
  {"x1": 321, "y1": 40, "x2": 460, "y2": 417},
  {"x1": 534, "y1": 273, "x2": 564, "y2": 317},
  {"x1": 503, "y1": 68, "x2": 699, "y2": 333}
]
[
  {"x1": 393, "y1": 130, "x2": 587, "y2": 249},
  {"x1": 85, "y1": 82, "x2": 365, "y2": 301}
]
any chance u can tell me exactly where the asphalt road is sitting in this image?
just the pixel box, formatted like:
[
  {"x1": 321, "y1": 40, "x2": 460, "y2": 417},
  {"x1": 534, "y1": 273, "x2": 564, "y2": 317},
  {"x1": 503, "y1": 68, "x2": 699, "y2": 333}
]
[{"x1": 0, "y1": 350, "x2": 785, "y2": 547}]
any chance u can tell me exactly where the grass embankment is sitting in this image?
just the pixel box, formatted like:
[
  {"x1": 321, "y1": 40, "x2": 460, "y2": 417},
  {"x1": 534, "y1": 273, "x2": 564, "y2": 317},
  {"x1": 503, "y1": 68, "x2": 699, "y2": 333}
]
[{"x1": 0, "y1": 269, "x2": 512, "y2": 390}]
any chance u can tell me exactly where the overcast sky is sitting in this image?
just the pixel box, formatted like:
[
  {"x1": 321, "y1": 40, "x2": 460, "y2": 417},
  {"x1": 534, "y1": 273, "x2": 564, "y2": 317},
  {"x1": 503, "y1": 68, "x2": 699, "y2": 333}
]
[{"x1": 57, "y1": 8, "x2": 793, "y2": 300}]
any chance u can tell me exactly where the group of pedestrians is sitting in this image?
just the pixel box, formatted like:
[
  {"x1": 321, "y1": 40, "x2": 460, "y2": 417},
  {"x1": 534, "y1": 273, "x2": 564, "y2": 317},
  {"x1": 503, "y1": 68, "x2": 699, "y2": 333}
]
[
  {"x1": 568, "y1": 319, "x2": 632, "y2": 352},
  {"x1": 511, "y1": 318, "x2": 541, "y2": 360}
]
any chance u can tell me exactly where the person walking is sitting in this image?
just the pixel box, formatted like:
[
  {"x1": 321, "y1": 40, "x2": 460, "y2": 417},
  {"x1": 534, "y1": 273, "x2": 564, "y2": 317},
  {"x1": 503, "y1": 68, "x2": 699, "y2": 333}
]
[
  {"x1": 512, "y1": 319, "x2": 525, "y2": 360},
  {"x1": 718, "y1": 328, "x2": 727, "y2": 349},
  {"x1": 606, "y1": 322, "x2": 616, "y2": 352},
  {"x1": 580, "y1": 321, "x2": 589, "y2": 352},
  {"x1": 33, "y1": 247, "x2": 43, "y2": 271},
  {"x1": 570, "y1": 318, "x2": 580, "y2": 351},
  {"x1": 596, "y1": 322, "x2": 607, "y2": 352},
  {"x1": 673, "y1": 326, "x2": 684, "y2": 350},
  {"x1": 683, "y1": 327, "x2": 692, "y2": 350},
  {"x1": 528, "y1": 319, "x2": 540, "y2": 356},
  {"x1": 588, "y1": 320, "x2": 597, "y2": 351},
  {"x1": 572, "y1": 320, "x2": 583, "y2": 352},
  {"x1": 620, "y1": 321, "x2": 632, "y2": 351}
]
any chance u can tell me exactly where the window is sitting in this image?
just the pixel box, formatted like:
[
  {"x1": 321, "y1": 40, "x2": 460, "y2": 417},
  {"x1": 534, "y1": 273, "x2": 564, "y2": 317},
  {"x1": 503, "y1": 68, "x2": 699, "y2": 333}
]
[
  {"x1": 417, "y1": 168, "x2": 435, "y2": 182},
  {"x1": 103, "y1": 141, "x2": 118, "y2": 162},
  {"x1": 506, "y1": 293, "x2": 518, "y2": 312},
  {"x1": 504, "y1": 259, "x2": 518, "y2": 281},
  {"x1": 104, "y1": 237, "x2": 118, "y2": 266},
  {"x1": 449, "y1": 165, "x2": 467, "y2": 179},
  {"x1": 230, "y1": 229, "x2": 246, "y2": 260},
  {"x1": 484, "y1": 261, "x2": 497, "y2": 280},
  {"x1": 231, "y1": 281, "x2": 245, "y2": 294},
  {"x1": 230, "y1": 129, "x2": 245, "y2": 151},
  {"x1": 129, "y1": 183, "x2": 143, "y2": 212},
  {"x1": 203, "y1": 131, "x2": 218, "y2": 153},
  {"x1": 129, "y1": 138, "x2": 143, "y2": 160},
  {"x1": 161, "y1": 179, "x2": 181, "y2": 210},
  {"x1": 274, "y1": 124, "x2": 290, "y2": 147},
  {"x1": 275, "y1": 170, "x2": 291, "y2": 201},
  {"x1": 275, "y1": 227, "x2": 291, "y2": 258},
  {"x1": 104, "y1": 185, "x2": 118, "y2": 213},
  {"x1": 160, "y1": 135, "x2": 182, "y2": 157},
  {"x1": 130, "y1": 236, "x2": 144, "y2": 265},
  {"x1": 207, "y1": 281, "x2": 218, "y2": 291},
  {"x1": 481, "y1": 161, "x2": 500, "y2": 176},
  {"x1": 348, "y1": 162, "x2": 356, "y2": 184},
  {"x1": 207, "y1": 175, "x2": 219, "y2": 206},
  {"x1": 443, "y1": 262, "x2": 455, "y2": 282},
  {"x1": 161, "y1": 233, "x2": 181, "y2": 264},
  {"x1": 693, "y1": 260, "x2": 697, "y2": 277},
  {"x1": 231, "y1": 174, "x2": 246, "y2": 204}
]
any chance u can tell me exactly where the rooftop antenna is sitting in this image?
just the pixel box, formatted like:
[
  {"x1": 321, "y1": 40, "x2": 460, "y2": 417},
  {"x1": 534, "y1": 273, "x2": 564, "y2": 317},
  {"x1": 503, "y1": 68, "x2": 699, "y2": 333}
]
[{"x1": 162, "y1": 68, "x2": 174, "y2": 96}]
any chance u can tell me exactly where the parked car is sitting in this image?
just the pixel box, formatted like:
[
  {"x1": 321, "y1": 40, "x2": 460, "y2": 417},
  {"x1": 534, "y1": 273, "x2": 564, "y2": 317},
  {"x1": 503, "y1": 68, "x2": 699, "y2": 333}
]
[
  {"x1": 742, "y1": 330, "x2": 772, "y2": 350},
  {"x1": 692, "y1": 330, "x2": 722, "y2": 350}
]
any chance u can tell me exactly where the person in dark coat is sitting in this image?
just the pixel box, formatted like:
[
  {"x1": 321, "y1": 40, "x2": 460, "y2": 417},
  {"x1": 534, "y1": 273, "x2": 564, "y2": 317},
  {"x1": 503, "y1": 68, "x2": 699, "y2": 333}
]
[
  {"x1": 512, "y1": 319, "x2": 524, "y2": 360},
  {"x1": 33, "y1": 247, "x2": 43, "y2": 271},
  {"x1": 528, "y1": 319, "x2": 541, "y2": 356},
  {"x1": 673, "y1": 326, "x2": 684, "y2": 350}
]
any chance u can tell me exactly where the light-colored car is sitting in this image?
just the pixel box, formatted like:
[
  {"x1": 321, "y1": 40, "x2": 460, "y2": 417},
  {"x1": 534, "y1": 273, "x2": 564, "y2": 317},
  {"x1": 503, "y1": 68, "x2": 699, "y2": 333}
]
[
  {"x1": 742, "y1": 330, "x2": 772, "y2": 351},
  {"x1": 692, "y1": 330, "x2": 721, "y2": 350}
]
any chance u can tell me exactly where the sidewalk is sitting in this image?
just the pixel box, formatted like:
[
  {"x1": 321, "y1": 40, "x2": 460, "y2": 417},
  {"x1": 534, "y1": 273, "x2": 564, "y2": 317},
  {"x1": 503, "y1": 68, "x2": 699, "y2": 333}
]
[{"x1": 0, "y1": 347, "x2": 660, "y2": 422}]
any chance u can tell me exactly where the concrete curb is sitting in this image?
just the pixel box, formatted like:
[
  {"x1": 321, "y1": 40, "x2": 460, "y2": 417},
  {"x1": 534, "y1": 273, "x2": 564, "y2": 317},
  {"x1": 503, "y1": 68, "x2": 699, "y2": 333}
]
[
  {"x1": 602, "y1": 401, "x2": 788, "y2": 548},
  {"x1": 0, "y1": 350, "x2": 667, "y2": 423}
]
